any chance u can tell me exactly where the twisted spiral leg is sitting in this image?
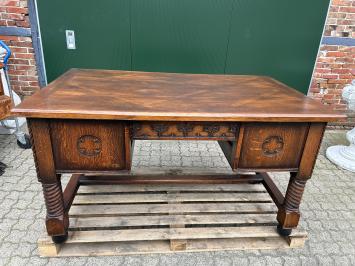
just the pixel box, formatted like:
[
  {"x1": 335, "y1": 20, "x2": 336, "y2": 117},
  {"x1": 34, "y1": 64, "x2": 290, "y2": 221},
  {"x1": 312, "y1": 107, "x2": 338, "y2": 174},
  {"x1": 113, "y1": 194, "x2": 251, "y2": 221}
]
[
  {"x1": 42, "y1": 181, "x2": 69, "y2": 243},
  {"x1": 277, "y1": 174, "x2": 308, "y2": 236}
]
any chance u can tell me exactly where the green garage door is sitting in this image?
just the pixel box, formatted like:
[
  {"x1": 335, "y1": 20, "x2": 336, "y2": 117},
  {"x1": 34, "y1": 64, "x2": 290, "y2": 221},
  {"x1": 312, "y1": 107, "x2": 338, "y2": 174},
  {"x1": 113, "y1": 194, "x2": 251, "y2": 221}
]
[{"x1": 37, "y1": 0, "x2": 329, "y2": 94}]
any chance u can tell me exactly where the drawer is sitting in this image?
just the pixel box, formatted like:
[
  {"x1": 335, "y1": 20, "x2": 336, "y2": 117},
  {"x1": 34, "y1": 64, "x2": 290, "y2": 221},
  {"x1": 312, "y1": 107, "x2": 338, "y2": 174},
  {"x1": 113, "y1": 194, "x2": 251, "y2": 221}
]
[
  {"x1": 50, "y1": 120, "x2": 127, "y2": 171},
  {"x1": 132, "y1": 122, "x2": 239, "y2": 140},
  {"x1": 238, "y1": 123, "x2": 308, "y2": 170}
]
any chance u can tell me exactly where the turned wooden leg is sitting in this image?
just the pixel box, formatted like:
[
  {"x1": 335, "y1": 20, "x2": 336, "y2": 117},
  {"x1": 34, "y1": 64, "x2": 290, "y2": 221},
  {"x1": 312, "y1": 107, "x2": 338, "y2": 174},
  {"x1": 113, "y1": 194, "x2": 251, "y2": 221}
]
[
  {"x1": 28, "y1": 119, "x2": 69, "y2": 243},
  {"x1": 276, "y1": 123, "x2": 326, "y2": 236},
  {"x1": 277, "y1": 173, "x2": 307, "y2": 236},
  {"x1": 42, "y1": 179, "x2": 69, "y2": 243}
]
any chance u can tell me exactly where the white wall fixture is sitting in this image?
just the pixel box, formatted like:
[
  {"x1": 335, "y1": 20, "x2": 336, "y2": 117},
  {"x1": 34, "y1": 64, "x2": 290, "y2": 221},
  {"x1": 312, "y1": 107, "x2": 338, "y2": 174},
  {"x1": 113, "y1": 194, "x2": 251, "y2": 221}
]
[
  {"x1": 326, "y1": 80, "x2": 355, "y2": 172},
  {"x1": 65, "y1": 30, "x2": 76, "y2": 50}
]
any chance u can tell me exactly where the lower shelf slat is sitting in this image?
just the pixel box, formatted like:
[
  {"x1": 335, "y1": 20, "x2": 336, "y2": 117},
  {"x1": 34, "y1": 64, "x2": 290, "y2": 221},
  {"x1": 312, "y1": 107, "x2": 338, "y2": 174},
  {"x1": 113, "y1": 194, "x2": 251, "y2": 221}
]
[
  {"x1": 38, "y1": 180, "x2": 307, "y2": 257},
  {"x1": 70, "y1": 202, "x2": 277, "y2": 217},
  {"x1": 69, "y1": 213, "x2": 277, "y2": 229},
  {"x1": 62, "y1": 226, "x2": 302, "y2": 243},
  {"x1": 73, "y1": 192, "x2": 271, "y2": 205}
]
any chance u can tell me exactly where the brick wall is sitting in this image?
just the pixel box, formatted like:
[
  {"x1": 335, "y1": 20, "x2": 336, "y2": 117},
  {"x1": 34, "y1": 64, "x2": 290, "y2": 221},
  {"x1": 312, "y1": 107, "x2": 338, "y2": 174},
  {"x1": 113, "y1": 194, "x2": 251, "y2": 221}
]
[
  {"x1": 309, "y1": 0, "x2": 355, "y2": 127},
  {"x1": 0, "y1": 0, "x2": 354, "y2": 125},
  {"x1": 0, "y1": 0, "x2": 40, "y2": 96}
]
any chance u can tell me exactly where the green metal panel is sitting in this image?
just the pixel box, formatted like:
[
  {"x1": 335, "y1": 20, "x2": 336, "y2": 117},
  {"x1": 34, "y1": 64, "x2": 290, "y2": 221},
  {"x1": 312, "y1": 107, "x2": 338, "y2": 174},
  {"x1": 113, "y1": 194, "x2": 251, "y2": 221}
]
[
  {"x1": 130, "y1": 0, "x2": 233, "y2": 73},
  {"x1": 37, "y1": 0, "x2": 131, "y2": 83},
  {"x1": 37, "y1": 0, "x2": 329, "y2": 93},
  {"x1": 225, "y1": 0, "x2": 329, "y2": 94}
]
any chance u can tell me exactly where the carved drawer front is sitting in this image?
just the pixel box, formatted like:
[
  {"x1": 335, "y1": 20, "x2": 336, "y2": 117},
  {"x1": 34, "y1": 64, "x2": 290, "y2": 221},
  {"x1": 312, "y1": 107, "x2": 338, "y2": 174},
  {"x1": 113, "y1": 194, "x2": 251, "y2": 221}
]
[
  {"x1": 132, "y1": 122, "x2": 239, "y2": 140},
  {"x1": 50, "y1": 120, "x2": 126, "y2": 171},
  {"x1": 238, "y1": 123, "x2": 309, "y2": 170}
]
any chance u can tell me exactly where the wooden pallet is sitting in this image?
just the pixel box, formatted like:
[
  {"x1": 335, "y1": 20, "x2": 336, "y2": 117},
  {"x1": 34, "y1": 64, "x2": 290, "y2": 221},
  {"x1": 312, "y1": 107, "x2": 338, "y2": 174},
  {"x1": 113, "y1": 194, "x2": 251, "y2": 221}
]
[{"x1": 38, "y1": 182, "x2": 307, "y2": 257}]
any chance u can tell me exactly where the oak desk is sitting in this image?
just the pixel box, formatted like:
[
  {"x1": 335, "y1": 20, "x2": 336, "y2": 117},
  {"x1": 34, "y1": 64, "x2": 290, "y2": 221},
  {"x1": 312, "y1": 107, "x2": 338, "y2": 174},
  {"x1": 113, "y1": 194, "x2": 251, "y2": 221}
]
[{"x1": 12, "y1": 69, "x2": 344, "y2": 243}]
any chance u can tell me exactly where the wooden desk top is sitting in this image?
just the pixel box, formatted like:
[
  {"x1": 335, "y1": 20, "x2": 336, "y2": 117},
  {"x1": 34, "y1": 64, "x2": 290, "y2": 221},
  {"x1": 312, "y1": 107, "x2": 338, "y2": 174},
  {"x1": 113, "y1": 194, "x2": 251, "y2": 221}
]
[{"x1": 12, "y1": 69, "x2": 344, "y2": 122}]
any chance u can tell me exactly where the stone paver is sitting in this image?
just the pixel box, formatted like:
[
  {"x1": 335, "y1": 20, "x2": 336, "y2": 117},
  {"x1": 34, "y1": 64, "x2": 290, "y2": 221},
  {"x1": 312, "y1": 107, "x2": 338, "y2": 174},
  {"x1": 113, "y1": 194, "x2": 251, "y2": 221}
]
[{"x1": 0, "y1": 129, "x2": 354, "y2": 265}]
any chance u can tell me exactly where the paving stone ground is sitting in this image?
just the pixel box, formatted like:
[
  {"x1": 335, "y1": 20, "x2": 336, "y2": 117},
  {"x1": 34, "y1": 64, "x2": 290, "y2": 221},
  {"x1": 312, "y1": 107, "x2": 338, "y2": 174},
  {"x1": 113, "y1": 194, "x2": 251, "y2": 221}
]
[{"x1": 0, "y1": 129, "x2": 354, "y2": 265}]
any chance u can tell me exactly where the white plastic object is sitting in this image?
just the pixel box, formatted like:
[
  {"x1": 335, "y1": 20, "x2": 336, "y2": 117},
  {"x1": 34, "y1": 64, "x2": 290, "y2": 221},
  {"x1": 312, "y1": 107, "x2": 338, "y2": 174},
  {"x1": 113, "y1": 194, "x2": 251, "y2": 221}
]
[{"x1": 326, "y1": 80, "x2": 355, "y2": 172}]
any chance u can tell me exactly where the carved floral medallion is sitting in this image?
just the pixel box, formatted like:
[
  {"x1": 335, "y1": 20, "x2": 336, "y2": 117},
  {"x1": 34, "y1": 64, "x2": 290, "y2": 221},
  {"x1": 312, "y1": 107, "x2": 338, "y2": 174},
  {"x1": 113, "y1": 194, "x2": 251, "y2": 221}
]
[
  {"x1": 77, "y1": 135, "x2": 102, "y2": 156},
  {"x1": 262, "y1": 136, "x2": 284, "y2": 157}
]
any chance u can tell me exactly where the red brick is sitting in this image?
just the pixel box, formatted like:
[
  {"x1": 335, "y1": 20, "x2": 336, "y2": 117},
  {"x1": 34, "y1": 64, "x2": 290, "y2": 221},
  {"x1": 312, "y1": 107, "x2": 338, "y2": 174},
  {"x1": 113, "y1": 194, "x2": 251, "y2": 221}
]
[
  {"x1": 6, "y1": 20, "x2": 16, "y2": 26},
  {"x1": 332, "y1": 0, "x2": 352, "y2": 6},
  {"x1": 322, "y1": 74, "x2": 339, "y2": 79},
  {"x1": 328, "y1": 79, "x2": 351, "y2": 84},
  {"x1": 10, "y1": 41, "x2": 32, "y2": 47},
  {"x1": 323, "y1": 94, "x2": 336, "y2": 100},
  {"x1": 9, "y1": 47, "x2": 28, "y2": 53},
  {"x1": 13, "y1": 53, "x2": 35, "y2": 59},
  {"x1": 14, "y1": 65, "x2": 33, "y2": 70},
  {"x1": 326, "y1": 51, "x2": 346, "y2": 57},
  {"x1": 9, "y1": 80, "x2": 30, "y2": 86},
  {"x1": 315, "y1": 68, "x2": 332, "y2": 73},
  {"x1": 331, "y1": 68, "x2": 350, "y2": 74},
  {"x1": 337, "y1": 19, "x2": 355, "y2": 25},
  {"x1": 18, "y1": 75, "x2": 38, "y2": 82},
  {"x1": 0, "y1": 35, "x2": 18, "y2": 41},
  {"x1": 5, "y1": 7, "x2": 27, "y2": 14},
  {"x1": 1, "y1": 1, "x2": 19, "y2": 7},
  {"x1": 330, "y1": 6, "x2": 340, "y2": 12},
  {"x1": 8, "y1": 58, "x2": 29, "y2": 65},
  {"x1": 335, "y1": 57, "x2": 353, "y2": 63},
  {"x1": 9, "y1": 75, "x2": 18, "y2": 81},
  {"x1": 318, "y1": 57, "x2": 336, "y2": 63},
  {"x1": 329, "y1": 12, "x2": 347, "y2": 19},
  {"x1": 28, "y1": 59, "x2": 36, "y2": 66},
  {"x1": 339, "y1": 6, "x2": 355, "y2": 13},
  {"x1": 15, "y1": 19, "x2": 30, "y2": 27},
  {"x1": 320, "y1": 45, "x2": 339, "y2": 51},
  {"x1": 17, "y1": 36, "x2": 31, "y2": 41},
  {"x1": 3, "y1": 13, "x2": 23, "y2": 20},
  {"x1": 339, "y1": 75, "x2": 355, "y2": 79},
  {"x1": 21, "y1": 86, "x2": 39, "y2": 92},
  {"x1": 29, "y1": 81, "x2": 39, "y2": 86}
]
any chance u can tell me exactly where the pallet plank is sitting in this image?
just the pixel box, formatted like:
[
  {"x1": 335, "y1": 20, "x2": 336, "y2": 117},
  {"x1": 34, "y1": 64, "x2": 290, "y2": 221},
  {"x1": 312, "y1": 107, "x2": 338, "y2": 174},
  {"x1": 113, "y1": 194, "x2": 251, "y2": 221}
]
[
  {"x1": 38, "y1": 181, "x2": 308, "y2": 257},
  {"x1": 69, "y1": 202, "x2": 277, "y2": 217},
  {"x1": 69, "y1": 213, "x2": 277, "y2": 229},
  {"x1": 73, "y1": 192, "x2": 271, "y2": 205},
  {"x1": 39, "y1": 236, "x2": 307, "y2": 257},
  {"x1": 77, "y1": 183, "x2": 266, "y2": 194},
  {"x1": 63, "y1": 226, "x2": 294, "y2": 243}
]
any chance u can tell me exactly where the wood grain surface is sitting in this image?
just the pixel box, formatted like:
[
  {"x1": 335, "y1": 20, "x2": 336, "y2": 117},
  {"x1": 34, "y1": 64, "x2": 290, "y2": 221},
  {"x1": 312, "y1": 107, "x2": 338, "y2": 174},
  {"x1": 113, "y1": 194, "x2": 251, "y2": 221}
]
[{"x1": 12, "y1": 69, "x2": 344, "y2": 122}]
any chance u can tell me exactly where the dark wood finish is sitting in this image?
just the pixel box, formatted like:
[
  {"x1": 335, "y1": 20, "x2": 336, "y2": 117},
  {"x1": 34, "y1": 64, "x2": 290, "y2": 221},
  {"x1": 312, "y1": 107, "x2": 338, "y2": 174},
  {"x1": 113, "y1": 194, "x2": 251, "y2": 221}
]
[
  {"x1": 132, "y1": 122, "x2": 239, "y2": 140},
  {"x1": 277, "y1": 123, "x2": 326, "y2": 231},
  {"x1": 79, "y1": 174, "x2": 264, "y2": 185},
  {"x1": 260, "y1": 173, "x2": 284, "y2": 209},
  {"x1": 218, "y1": 141, "x2": 236, "y2": 168},
  {"x1": 0, "y1": 95, "x2": 11, "y2": 120},
  {"x1": 50, "y1": 119, "x2": 127, "y2": 172},
  {"x1": 0, "y1": 71, "x2": 11, "y2": 120},
  {"x1": 297, "y1": 123, "x2": 327, "y2": 179},
  {"x1": 238, "y1": 123, "x2": 309, "y2": 170},
  {"x1": 63, "y1": 174, "x2": 81, "y2": 211},
  {"x1": 27, "y1": 119, "x2": 57, "y2": 182},
  {"x1": 41, "y1": 181, "x2": 68, "y2": 236},
  {"x1": 124, "y1": 124, "x2": 132, "y2": 170},
  {"x1": 18, "y1": 70, "x2": 344, "y2": 243},
  {"x1": 27, "y1": 119, "x2": 68, "y2": 240},
  {"x1": 232, "y1": 124, "x2": 245, "y2": 169},
  {"x1": 12, "y1": 69, "x2": 344, "y2": 122}
]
